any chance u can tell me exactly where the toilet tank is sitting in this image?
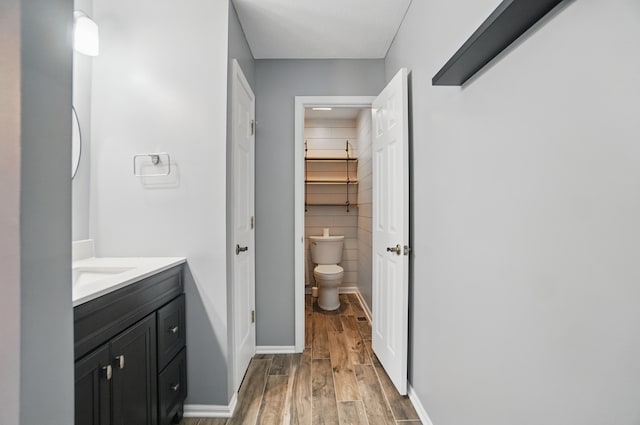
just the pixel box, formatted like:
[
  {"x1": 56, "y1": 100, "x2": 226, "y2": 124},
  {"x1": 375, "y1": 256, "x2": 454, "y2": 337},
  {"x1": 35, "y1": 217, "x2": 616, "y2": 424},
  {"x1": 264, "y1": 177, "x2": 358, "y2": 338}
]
[{"x1": 309, "y1": 235, "x2": 344, "y2": 264}]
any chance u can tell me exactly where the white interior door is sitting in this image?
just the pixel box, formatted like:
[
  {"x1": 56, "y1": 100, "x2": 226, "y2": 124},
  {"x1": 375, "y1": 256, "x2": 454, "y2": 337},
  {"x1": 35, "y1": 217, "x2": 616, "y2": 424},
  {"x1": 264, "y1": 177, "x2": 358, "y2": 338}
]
[
  {"x1": 232, "y1": 59, "x2": 256, "y2": 389},
  {"x1": 371, "y1": 68, "x2": 410, "y2": 395}
]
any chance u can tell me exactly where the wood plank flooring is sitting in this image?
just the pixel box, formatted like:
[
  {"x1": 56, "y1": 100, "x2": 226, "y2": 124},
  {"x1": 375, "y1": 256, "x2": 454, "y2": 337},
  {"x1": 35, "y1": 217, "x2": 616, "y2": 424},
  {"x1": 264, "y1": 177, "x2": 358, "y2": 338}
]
[{"x1": 181, "y1": 294, "x2": 420, "y2": 425}]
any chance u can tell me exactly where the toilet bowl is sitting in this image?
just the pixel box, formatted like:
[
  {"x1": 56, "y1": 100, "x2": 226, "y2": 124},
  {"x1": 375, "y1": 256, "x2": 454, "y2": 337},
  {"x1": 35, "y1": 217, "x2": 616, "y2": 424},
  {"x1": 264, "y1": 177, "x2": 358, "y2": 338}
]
[
  {"x1": 313, "y1": 264, "x2": 344, "y2": 311},
  {"x1": 309, "y1": 234, "x2": 344, "y2": 311}
]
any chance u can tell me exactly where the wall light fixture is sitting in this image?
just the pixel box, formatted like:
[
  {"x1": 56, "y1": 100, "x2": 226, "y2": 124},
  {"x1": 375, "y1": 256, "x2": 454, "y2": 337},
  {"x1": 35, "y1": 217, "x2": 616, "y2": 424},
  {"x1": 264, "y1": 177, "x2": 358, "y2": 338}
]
[{"x1": 73, "y1": 11, "x2": 99, "y2": 56}]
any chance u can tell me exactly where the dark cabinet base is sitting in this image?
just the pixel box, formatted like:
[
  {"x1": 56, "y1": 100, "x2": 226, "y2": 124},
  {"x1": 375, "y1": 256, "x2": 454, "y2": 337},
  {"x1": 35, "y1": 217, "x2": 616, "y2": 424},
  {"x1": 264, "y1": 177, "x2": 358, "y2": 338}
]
[{"x1": 74, "y1": 265, "x2": 186, "y2": 425}]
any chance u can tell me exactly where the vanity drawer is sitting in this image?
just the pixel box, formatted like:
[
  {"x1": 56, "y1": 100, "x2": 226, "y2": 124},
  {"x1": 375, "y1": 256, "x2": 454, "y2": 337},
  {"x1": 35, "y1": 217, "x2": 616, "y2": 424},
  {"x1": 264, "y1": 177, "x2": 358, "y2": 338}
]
[
  {"x1": 158, "y1": 348, "x2": 187, "y2": 425},
  {"x1": 157, "y1": 295, "x2": 186, "y2": 370}
]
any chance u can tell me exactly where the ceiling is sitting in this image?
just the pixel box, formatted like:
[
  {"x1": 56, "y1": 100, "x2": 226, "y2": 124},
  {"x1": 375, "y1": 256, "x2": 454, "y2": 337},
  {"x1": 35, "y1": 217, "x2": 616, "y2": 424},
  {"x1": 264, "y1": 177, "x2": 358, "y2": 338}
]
[
  {"x1": 232, "y1": 0, "x2": 412, "y2": 59},
  {"x1": 305, "y1": 107, "x2": 364, "y2": 120}
]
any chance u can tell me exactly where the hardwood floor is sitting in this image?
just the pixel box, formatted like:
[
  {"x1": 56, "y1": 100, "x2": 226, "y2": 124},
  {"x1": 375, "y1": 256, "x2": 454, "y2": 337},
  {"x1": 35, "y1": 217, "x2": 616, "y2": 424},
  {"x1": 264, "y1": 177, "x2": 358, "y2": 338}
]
[{"x1": 181, "y1": 294, "x2": 420, "y2": 425}]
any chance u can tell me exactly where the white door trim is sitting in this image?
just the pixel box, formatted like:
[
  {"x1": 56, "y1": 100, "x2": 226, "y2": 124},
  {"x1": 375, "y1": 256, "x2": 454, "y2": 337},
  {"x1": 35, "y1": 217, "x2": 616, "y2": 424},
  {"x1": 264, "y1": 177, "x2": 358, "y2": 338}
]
[
  {"x1": 230, "y1": 59, "x2": 256, "y2": 391},
  {"x1": 294, "y1": 96, "x2": 376, "y2": 352}
]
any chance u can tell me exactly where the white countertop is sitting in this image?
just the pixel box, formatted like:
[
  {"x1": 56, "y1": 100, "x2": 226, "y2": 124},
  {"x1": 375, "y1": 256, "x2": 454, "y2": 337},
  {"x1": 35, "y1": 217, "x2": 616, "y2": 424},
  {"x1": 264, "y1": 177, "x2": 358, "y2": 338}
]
[{"x1": 72, "y1": 256, "x2": 186, "y2": 307}]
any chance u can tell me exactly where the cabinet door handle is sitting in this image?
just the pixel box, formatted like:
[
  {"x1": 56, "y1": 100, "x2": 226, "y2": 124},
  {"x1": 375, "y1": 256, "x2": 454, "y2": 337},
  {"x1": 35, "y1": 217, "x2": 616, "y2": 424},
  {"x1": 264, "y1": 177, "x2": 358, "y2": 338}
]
[
  {"x1": 103, "y1": 365, "x2": 112, "y2": 381},
  {"x1": 170, "y1": 383, "x2": 180, "y2": 392},
  {"x1": 115, "y1": 355, "x2": 125, "y2": 369},
  {"x1": 168, "y1": 325, "x2": 179, "y2": 334}
]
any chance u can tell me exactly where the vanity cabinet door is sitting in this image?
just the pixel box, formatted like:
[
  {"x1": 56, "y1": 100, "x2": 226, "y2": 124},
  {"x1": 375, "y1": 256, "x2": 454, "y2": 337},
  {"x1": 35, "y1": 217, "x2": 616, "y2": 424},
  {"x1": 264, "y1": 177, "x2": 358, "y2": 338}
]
[
  {"x1": 75, "y1": 345, "x2": 111, "y2": 425},
  {"x1": 110, "y1": 314, "x2": 158, "y2": 425}
]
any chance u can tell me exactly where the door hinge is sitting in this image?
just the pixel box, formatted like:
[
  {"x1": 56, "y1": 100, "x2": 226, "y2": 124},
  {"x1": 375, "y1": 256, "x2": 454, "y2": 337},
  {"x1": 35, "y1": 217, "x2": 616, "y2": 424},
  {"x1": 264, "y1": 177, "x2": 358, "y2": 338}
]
[
  {"x1": 251, "y1": 310, "x2": 255, "y2": 323},
  {"x1": 250, "y1": 216, "x2": 254, "y2": 229},
  {"x1": 250, "y1": 120, "x2": 255, "y2": 136}
]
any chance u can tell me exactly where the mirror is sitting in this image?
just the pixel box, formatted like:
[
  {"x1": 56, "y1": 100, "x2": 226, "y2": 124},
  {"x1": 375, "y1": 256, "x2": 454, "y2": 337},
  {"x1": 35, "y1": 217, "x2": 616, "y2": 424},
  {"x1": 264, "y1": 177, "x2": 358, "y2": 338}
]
[{"x1": 72, "y1": 106, "x2": 82, "y2": 179}]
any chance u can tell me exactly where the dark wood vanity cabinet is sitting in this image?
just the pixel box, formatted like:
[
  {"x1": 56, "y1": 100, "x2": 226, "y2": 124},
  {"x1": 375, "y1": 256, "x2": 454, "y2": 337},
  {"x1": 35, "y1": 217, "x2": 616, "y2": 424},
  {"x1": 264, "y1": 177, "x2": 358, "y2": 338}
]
[
  {"x1": 111, "y1": 314, "x2": 157, "y2": 425},
  {"x1": 74, "y1": 265, "x2": 186, "y2": 425},
  {"x1": 75, "y1": 345, "x2": 111, "y2": 425},
  {"x1": 156, "y1": 295, "x2": 187, "y2": 425}
]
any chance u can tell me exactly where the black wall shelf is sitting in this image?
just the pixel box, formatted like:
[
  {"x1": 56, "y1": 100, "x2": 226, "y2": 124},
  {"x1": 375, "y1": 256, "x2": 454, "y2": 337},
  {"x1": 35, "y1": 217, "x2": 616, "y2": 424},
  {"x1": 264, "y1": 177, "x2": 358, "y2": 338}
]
[{"x1": 432, "y1": 0, "x2": 565, "y2": 86}]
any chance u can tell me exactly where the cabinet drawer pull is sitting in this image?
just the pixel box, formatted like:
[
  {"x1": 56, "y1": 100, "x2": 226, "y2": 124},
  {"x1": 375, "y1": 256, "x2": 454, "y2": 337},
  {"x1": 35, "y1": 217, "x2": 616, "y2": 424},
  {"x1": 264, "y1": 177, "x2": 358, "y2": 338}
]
[
  {"x1": 115, "y1": 355, "x2": 125, "y2": 369},
  {"x1": 169, "y1": 383, "x2": 180, "y2": 392},
  {"x1": 103, "y1": 365, "x2": 112, "y2": 381},
  {"x1": 168, "y1": 325, "x2": 179, "y2": 334}
]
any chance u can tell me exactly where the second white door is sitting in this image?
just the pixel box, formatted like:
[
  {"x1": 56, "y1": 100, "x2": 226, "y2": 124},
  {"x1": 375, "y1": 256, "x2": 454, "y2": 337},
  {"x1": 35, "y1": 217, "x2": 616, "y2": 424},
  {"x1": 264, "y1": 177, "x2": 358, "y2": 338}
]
[{"x1": 232, "y1": 59, "x2": 256, "y2": 389}]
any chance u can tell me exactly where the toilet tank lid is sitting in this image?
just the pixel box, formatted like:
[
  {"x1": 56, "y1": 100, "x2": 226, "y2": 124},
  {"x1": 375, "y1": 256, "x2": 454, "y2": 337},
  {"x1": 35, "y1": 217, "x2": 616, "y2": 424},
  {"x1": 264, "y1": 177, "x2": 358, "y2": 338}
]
[
  {"x1": 315, "y1": 264, "x2": 343, "y2": 274},
  {"x1": 309, "y1": 235, "x2": 344, "y2": 241}
]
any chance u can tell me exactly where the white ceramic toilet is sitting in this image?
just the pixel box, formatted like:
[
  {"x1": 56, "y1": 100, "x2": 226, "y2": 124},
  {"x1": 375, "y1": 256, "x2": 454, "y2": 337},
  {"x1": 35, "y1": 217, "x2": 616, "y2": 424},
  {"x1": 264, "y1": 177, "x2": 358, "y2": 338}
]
[{"x1": 310, "y1": 234, "x2": 344, "y2": 311}]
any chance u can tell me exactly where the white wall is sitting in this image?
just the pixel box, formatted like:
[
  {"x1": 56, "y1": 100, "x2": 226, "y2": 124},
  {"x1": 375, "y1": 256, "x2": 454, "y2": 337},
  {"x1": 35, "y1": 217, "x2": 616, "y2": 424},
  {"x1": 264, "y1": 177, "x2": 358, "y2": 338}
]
[
  {"x1": 72, "y1": 0, "x2": 93, "y2": 241},
  {"x1": 0, "y1": 1, "x2": 22, "y2": 423},
  {"x1": 356, "y1": 109, "x2": 373, "y2": 308},
  {"x1": 90, "y1": 0, "x2": 231, "y2": 405},
  {"x1": 386, "y1": 0, "x2": 640, "y2": 424}
]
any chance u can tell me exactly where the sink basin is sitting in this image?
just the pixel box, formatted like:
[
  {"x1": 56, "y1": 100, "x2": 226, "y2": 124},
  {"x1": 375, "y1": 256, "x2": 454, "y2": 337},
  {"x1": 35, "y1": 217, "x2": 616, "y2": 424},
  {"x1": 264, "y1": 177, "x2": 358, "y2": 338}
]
[
  {"x1": 73, "y1": 266, "x2": 135, "y2": 287},
  {"x1": 70, "y1": 246, "x2": 186, "y2": 306}
]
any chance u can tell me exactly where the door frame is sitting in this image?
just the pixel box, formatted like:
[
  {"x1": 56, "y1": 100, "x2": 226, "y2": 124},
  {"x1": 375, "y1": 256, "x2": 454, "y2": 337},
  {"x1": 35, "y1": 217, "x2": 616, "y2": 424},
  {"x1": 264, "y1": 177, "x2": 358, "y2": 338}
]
[
  {"x1": 230, "y1": 59, "x2": 256, "y2": 391},
  {"x1": 294, "y1": 96, "x2": 376, "y2": 352}
]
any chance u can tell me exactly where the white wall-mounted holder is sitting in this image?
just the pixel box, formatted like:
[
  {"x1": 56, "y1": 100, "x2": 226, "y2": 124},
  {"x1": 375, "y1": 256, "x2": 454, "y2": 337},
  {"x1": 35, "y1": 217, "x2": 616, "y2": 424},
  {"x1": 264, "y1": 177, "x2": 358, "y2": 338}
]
[{"x1": 133, "y1": 153, "x2": 171, "y2": 177}]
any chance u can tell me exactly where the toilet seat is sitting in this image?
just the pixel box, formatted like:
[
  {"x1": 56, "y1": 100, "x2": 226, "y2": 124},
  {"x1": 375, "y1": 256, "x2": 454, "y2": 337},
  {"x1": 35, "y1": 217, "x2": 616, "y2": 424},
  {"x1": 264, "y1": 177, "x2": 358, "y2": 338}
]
[{"x1": 313, "y1": 264, "x2": 344, "y2": 280}]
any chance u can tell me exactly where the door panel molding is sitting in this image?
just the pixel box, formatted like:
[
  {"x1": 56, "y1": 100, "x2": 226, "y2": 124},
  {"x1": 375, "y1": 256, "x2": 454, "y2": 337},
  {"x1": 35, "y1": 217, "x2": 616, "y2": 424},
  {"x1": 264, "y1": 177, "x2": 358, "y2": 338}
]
[{"x1": 371, "y1": 68, "x2": 409, "y2": 395}]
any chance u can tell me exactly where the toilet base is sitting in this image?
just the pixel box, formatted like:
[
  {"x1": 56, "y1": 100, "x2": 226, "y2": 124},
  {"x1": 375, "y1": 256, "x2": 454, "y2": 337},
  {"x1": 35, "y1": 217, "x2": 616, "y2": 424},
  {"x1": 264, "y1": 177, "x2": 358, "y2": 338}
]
[{"x1": 318, "y1": 287, "x2": 340, "y2": 311}]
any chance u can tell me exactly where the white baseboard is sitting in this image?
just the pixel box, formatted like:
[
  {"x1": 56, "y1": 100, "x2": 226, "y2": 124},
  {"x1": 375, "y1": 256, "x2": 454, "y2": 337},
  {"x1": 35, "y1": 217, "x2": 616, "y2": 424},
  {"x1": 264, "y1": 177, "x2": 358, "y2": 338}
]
[
  {"x1": 304, "y1": 286, "x2": 359, "y2": 295},
  {"x1": 256, "y1": 345, "x2": 297, "y2": 354},
  {"x1": 353, "y1": 289, "x2": 372, "y2": 322},
  {"x1": 184, "y1": 392, "x2": 238, "y2": 418},
  {"x1": 408, "y1": 384, "x2": 435, "y2": 425},
  {"x1": 339, "y1": 286, "x2": 358, "y2": 294}
]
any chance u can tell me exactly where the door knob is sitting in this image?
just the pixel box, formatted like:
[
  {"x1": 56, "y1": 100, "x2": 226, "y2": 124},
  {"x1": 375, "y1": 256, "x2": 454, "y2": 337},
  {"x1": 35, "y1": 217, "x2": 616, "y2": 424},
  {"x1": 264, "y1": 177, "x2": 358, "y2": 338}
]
[
  {"x1": 236, "y1": 244, "x2": 249, "y2": 255},
  {"x1": 386, "y1": 244, "x2": 401, "y2": 255}
]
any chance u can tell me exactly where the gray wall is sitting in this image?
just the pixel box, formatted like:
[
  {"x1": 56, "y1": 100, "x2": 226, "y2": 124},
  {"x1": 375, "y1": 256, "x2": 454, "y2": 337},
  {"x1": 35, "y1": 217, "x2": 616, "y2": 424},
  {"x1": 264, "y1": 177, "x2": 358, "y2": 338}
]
[
  {"x1": 20, "y1": 0, "x2": 75, "y2": 423},
  {"x1": 90, "y1": 0, "x2": 231, "y2": 406},
  {"x1": 226, "y1": 0, "x2": 255, "y2": 396},
  {"x1": 0, "y1": 1, "x2": 22, "y2": 423},
  {"x1": 254, "y1": 59, "x2": 385, "y2": 345},
  {"x1": 72, "y1": 0, "x2": 93, "y2": 241},
  {"x1": 386, "y1": 0, "x2": 640, "y2": 424}
]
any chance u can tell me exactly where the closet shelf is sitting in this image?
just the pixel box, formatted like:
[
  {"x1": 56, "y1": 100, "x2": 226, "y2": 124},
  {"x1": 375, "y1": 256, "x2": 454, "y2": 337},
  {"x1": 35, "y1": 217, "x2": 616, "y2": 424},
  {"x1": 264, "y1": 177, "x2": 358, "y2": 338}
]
[
  {"x1": 305, "y1": 157, "x2": 358, "y2": 162},
  {"x1": 305, "y1": 180, "x2": 359, "y2": 185},
  {"x1": 305, "y1": 202, "x2": 354, "y2": 207},
  {"x1": 304, "y1": 140, "x2": 357, "y2": 212}
]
